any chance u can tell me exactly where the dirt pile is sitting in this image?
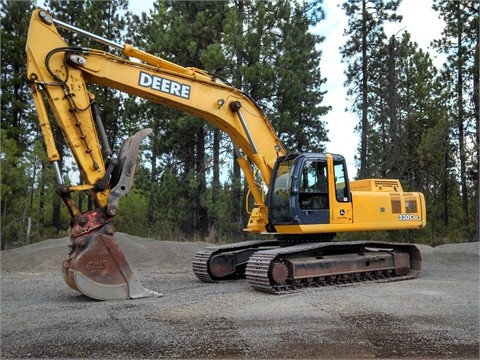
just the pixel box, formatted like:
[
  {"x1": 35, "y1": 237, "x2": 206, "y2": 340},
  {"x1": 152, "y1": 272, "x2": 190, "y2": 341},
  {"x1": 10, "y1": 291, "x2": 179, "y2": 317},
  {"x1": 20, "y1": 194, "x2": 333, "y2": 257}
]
[{"x1": 1, "y1": 232, "x2": 208, "y2": 272}]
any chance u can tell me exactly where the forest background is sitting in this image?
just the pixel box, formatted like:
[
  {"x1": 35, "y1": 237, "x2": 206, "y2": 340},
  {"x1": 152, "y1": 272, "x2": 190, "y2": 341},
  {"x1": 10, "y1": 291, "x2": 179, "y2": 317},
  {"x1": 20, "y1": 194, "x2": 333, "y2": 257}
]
[{"x1": 1, "y1": 0, "x2": 478, "y2": 250}]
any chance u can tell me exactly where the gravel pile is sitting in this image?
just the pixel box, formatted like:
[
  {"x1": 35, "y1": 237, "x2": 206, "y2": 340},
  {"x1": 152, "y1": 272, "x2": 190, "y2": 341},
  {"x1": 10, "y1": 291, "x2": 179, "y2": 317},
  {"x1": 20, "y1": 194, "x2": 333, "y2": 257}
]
[{"x1": 1, "y1": 234, "x2": 479, "y2": 359}]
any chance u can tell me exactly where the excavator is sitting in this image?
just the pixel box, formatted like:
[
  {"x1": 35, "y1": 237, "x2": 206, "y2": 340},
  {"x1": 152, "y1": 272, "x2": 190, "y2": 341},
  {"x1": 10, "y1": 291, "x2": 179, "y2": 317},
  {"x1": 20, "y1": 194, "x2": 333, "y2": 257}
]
[{"x1": 25, "y1": 9, "x2": 425, "y2": 300}]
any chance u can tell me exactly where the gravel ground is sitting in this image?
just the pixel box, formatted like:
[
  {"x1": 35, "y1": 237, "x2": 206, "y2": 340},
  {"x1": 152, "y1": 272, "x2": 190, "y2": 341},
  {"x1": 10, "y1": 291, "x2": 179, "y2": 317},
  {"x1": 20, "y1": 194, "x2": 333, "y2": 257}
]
[{"x1": 1, "y1": 233, "x2": 479, "y2": 359}]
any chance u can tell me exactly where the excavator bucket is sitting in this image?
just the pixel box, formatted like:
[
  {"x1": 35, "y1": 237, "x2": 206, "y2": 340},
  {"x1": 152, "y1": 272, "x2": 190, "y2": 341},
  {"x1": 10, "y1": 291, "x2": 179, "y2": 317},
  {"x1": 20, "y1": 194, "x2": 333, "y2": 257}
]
[
  {"x1": 62, "y1": 227, "x2": 161, "y2": 300},
  {"x1": 61, "y1": 128, "x2": 160, "y2": 300}
]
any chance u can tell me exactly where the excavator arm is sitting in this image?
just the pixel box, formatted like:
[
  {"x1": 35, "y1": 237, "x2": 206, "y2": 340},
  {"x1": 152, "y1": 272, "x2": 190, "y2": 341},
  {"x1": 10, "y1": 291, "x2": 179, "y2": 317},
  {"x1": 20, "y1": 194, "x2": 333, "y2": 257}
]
[{"x1": 26, "y1": 9, "x2": 285, "y2": 299}]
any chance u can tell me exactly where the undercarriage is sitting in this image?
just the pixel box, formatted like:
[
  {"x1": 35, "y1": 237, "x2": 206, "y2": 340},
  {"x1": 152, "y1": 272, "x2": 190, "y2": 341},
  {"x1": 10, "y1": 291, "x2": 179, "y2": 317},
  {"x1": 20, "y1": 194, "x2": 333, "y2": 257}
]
[{"x1": 192, "y1": 240, "x2": 422, "y2": 294}]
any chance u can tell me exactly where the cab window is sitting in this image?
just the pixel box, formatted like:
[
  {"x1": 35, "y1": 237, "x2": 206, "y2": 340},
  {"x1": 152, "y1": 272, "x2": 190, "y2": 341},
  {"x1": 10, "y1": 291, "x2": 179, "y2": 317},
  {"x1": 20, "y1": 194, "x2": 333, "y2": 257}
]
[
  {"x1": 299, "y1": 160, "x2": 328, "y2": 210},
  {"x1": 333, "y1": 162, "x2": 349, "y2": 202}
]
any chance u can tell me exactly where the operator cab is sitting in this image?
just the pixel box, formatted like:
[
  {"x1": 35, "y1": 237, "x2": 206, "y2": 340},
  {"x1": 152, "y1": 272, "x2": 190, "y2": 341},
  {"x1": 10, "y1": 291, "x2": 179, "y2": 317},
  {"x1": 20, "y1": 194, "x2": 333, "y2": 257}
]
[{"x1": 267, "y1": 153, "x2": 351, "y2": 227}]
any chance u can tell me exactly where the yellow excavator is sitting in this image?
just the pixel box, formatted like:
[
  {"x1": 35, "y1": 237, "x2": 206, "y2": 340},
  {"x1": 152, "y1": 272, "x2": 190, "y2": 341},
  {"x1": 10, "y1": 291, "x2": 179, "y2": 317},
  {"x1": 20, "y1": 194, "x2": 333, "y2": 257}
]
[{"x1": 26, "y1": 9, "x2": 425, "y2": 300}]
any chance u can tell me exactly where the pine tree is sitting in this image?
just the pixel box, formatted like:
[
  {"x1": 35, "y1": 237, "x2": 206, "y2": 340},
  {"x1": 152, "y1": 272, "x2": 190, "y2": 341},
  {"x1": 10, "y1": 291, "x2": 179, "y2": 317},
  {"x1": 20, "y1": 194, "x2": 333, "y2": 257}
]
[
  {"x1": 136, "y1": 0, "x2": 228, "y2": 238},
  {"x1": 222, "y1": 0, "x2": 330, "y2": 229},
  {"x1": 340, "y1": 0, "x2": 402, "y2": 178},
  {"x1": 433, "y1": 0, "x2": 479, "y2": 240},
  {"x1": 272, "y1": 1, "x2": 330, "y2": 152},
  {"x1": 1, "y1": 0, "x2": 38, "y2": 248}
]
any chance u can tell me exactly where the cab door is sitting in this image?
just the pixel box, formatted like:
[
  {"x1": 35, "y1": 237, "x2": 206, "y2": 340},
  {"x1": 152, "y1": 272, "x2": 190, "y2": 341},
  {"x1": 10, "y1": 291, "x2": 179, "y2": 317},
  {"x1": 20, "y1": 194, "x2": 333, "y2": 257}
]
[{"x1": 330, "y1": 157, "x2": 353, "y2": 224}]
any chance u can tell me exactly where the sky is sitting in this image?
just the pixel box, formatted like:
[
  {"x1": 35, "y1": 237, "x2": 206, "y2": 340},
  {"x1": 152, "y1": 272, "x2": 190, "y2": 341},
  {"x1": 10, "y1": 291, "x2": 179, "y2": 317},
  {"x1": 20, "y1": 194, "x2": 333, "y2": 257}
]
[{"x1": 127, "y1": 0, "x2": 446, "y2": 178}]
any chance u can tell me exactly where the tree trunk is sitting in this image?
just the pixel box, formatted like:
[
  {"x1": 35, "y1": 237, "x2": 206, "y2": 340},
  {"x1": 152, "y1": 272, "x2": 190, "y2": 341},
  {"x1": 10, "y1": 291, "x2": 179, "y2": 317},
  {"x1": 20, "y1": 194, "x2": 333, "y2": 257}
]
[
  {"x1": 147, "y1": 122, "x2": 159, "y2": 226},
  {"x1": 472, "y1": 2, "x2": 479, "y2": 241},
  {"x1": 388, "y1": 35, "x2": 399, "y2": 179},
  {"x1": 230, "y1": 0, "x2": 245, "y2": 231},
  {"x1": 360, "y1": 0, "x2": 368, "y2": 179},
  {"x1": 39, "y1": 161, "x2": 47, "y2": 226},
  {"x1": 211, "y1": 128, "x2": 221, "y2": 230},
  {"x1": 456, "y1": 2, "x2": 469, "y2": 228},
  {"x1": 52, "y1": 127, "x2": 63, "y2": 234},
  {"x1": 195, "y1": 125, "x2": 208, "y2": 237}
]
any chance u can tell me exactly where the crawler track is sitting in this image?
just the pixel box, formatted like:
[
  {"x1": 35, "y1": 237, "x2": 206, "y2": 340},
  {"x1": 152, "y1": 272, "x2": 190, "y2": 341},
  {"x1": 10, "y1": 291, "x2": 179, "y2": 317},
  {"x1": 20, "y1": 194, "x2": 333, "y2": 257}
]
[{"x1": 245, "y1": 241, "x2": 422, "y2": 294}]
